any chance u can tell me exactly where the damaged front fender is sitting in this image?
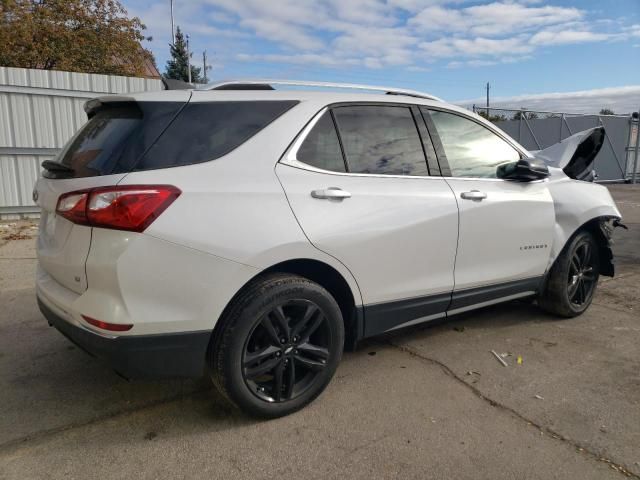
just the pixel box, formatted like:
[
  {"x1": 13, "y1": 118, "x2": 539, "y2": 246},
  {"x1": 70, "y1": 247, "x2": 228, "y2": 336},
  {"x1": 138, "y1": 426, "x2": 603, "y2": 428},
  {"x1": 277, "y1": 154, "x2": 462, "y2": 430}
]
[
  {"x1": 547, "y1": 179, "x2": 621, "y2": 277},
  {"x1": 534, "y1": 126, "x2": 605, "y2": 181}
]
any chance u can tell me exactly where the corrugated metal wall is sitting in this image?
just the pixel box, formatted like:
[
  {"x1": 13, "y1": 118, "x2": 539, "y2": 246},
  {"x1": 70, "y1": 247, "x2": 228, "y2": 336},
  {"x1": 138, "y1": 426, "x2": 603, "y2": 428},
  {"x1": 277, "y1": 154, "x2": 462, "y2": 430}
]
[
  {"x1": 0, "y1": 66, "x2": 163, "y2": 216},
  {"x1": 494, "y1": 115, "x2": 631, "y2": 182}
]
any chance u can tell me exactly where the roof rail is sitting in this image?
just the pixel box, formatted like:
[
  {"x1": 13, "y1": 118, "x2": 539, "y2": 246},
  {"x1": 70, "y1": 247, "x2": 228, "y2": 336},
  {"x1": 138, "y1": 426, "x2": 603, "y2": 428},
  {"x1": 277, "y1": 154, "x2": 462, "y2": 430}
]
[{"x1": 199, "y1": 79, "x2": 443, "y2": 102}]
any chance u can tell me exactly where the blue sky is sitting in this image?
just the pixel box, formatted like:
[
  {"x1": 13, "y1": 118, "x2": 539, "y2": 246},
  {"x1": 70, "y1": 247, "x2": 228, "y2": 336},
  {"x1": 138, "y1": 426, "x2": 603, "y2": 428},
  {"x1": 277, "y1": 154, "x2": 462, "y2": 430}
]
[{"x1": 123, "y1": 0, "x2": 640, "y2": 112}]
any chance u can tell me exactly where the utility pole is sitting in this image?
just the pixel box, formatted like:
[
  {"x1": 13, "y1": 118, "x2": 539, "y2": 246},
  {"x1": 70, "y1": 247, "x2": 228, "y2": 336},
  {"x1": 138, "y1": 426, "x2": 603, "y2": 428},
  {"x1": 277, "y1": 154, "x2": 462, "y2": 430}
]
[
  {"x1": 186, "y1": 34, "x2": 191, "y2": 84},
  {"x1": 202, "y1": 50, "x2": 208, "y2": 84},
  {"x1": 202, "y1": 50, "x2": 213, "y2": 84},
  {"x1": 170, "y1": 0, "x2": 175, "y2": 45},
  {"x1": 485, "y1": 82, "x2": 490, "y2": 118},
  {"x1": 633, "y1": 109, "x2": 640, "y2": 184}
]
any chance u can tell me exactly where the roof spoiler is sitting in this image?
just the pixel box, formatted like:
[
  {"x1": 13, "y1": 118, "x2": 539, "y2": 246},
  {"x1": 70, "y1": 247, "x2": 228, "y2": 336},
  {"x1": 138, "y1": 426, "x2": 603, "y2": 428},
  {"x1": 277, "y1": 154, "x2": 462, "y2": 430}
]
[{"x1": 84, "y1": 96, "x2": 137, "y2": 118}]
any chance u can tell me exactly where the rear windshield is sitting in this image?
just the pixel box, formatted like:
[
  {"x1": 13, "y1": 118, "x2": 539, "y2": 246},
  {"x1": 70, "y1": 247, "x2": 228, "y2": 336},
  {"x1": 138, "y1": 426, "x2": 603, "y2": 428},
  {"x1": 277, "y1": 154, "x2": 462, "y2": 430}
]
[
  {"x1": 56, "y1": 102, "x2": 182, "y2": 178},
  {"x1": 52, "y1": 100, "x2": 297, "y2": 178}
]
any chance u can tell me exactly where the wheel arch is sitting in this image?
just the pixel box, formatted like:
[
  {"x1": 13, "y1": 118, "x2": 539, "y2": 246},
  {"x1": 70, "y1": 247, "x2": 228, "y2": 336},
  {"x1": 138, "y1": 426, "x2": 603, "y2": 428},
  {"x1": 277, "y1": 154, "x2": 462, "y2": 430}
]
[
  {"x1": 550, "y1": 215, "x2": 617, "y2": 278},
  {"x1": 211, "y1": 258, "x2": 364, "y2": 353}
]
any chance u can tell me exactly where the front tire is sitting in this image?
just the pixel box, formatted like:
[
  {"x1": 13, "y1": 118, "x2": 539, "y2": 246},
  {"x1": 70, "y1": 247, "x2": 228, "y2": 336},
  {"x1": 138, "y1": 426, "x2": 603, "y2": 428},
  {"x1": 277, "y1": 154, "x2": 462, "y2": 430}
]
[
  {"x1": 539, "y1": 231, "x2": 600, "y2": 317},
  {"x1": 210, "y1": 273, "x2": 344, "y2": 418}
]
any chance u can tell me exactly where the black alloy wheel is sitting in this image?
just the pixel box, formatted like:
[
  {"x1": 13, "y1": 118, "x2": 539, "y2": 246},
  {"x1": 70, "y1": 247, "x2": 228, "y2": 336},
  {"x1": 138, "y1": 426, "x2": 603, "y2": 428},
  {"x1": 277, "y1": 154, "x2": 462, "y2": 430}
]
[
  {"x1": 538, "y1": 230, "x2": 600, "y2": 318},
  {"x1": 243, "y1": 300, "x2": 331, "y2": 403},
  {"x1": 567, "y1": 238, "x2": 598, "y2": 307},
  {"x1": 210, "y1": 273, "x2": 344, "y2": 418}
]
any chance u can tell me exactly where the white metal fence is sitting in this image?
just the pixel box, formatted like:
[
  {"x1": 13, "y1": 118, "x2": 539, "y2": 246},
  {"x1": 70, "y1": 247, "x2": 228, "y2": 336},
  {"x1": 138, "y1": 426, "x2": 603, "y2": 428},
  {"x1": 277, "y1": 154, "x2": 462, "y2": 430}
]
[
  {"x1": 0, "y1": 66, "x2": 163, "y2": 217},
  {"x1": 472, "y1": 105, "x2": 640, "y2": 183}
]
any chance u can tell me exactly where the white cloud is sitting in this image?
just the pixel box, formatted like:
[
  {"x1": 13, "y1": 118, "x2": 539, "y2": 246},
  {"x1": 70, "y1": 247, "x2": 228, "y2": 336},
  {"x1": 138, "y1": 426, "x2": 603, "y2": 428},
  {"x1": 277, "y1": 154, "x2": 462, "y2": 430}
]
[
  {"x1": 239, "y1": 18, "x2": 324, "y2": 50},
  {"x1": 409, "y1": 2, "x2": 582, "y2": 36},
  {"x1": 130, "y1": 0, "x2": 640, "y2": 73},
  {"x1": 420, "y1": 36, "x2": 533, "y2": 58},
  {"x1": 332, "y1": 26, "x2": 417, "y2": 64},
  {"x1": 406, "y1": 65, "x2": 431, "y2": 72},
  {"x1": 530, "y1": 29, "x2": 612, "y2": 45},
  {"x1": 236, "y1": 53, "x2": 362, "y2": 68},
  {"x1": 457, "y1": 85, "x2": 640, "y2": 114},
  {"x1": 624, "y1": 24, "x2": 640, "y2": 38},
  {"x1": 325, "y1": 0, "x2": 394, "y2": 26},
  {"x1": 446, "y1": 54, "x2": 531, "y2": 69},
  {"x1": 189, "y1": 23, "x2": 250, "y2": 38}
]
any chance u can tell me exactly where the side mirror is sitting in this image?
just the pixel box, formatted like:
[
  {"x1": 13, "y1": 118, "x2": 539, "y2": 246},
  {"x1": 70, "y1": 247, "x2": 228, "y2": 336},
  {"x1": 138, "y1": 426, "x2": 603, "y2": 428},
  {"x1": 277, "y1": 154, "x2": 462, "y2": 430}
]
[{"x1": 497, "y1": 157, "x2": 549, "y2": 181}]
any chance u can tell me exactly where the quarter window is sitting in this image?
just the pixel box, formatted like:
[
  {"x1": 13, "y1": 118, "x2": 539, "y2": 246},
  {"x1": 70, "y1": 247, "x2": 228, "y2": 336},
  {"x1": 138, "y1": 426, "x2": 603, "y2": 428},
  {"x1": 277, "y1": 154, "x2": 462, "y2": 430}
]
[
  {"x1": 426, "y1": 109, "x2": 520, "y2": 178},
  {"x1": 332, "y1": 106, "x2": 428, "y2": 176},
  {"x1": 296, "y1": 112, "x2": 346, "y2": 172}
]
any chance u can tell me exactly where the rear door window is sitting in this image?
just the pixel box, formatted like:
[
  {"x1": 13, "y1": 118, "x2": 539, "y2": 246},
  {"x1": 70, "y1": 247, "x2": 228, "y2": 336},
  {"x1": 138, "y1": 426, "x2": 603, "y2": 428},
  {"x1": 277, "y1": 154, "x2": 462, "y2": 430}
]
[
  {"x1": 136, "y1": 101, "x2": 298, "y2": 171},
  {"x1": 332, "y1": 105, "x2": 428, "y2": 176}
]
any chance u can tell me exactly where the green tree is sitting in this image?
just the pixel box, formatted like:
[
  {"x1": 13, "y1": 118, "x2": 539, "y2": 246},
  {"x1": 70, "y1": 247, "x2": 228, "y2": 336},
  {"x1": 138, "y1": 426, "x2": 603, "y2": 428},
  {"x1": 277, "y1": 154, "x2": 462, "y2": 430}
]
[
  {"x1": 513, "y1": 111, "x2": 539, "y2": 120},
  {"x1": 164, "y1": 27, "x2": 201, "y2": 83},
  {"x1": 477, "y1": 111, "x2": 508, "y2": 123},
  {"x1": 599, "y1": 108, "x2": 615, "y2": 115},
  {"x1": 0, "y1": 0, "x2": 155, "y2": 76}
]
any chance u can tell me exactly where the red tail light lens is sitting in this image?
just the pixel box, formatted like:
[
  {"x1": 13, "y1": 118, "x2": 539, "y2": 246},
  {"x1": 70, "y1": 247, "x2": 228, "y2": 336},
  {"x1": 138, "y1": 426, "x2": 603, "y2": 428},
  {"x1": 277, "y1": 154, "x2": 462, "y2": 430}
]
[
  {"x1": 82, "y1": 315, "x2": 133, "y2": 332},
  {"x1": 55, "y1": 192, "x2": 90, "y2": 226},
  {"x1": 56, "y1": 185, "x2": 181, "y2": 233}
]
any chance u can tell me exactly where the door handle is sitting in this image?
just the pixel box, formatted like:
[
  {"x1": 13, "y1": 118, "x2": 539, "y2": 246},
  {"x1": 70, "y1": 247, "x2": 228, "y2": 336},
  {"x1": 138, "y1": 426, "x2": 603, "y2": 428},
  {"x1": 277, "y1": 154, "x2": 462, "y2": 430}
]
[
  {"x1": 311, "y1": 187, "x2": 352, "y2": 200},
  {"x1": 460, "y1": 190, "x2": 487, "y2": 201}
]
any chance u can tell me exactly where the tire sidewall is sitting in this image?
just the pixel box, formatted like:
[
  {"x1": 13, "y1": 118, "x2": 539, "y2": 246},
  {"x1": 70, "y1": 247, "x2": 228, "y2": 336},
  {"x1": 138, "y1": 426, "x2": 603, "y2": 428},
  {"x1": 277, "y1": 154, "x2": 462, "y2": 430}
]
[
  {"x1": 220, "y1": 276, "x2": 344, "y2": 418},
  {"x1": 558, "y1": 231, "x2": 600, "y2": 315}
]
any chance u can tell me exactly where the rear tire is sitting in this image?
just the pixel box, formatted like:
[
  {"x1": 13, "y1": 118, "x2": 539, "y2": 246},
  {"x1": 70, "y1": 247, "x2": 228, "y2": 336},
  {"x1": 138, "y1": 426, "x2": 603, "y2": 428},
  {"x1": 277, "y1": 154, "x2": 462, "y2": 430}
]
[
  {"x1": 538, "y1": 231, "x2": 600, "y2": 317},
  {"x1": 209, "y1": 273, "x2": 344, "y2": 418}
]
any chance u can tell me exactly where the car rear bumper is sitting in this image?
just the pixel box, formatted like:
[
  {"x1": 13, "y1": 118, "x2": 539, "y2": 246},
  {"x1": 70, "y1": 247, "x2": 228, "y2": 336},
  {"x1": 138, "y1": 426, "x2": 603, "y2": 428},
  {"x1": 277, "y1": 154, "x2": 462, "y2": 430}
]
[{"x1": 38, "y1": 296, "x2": 211, "y2": 379}]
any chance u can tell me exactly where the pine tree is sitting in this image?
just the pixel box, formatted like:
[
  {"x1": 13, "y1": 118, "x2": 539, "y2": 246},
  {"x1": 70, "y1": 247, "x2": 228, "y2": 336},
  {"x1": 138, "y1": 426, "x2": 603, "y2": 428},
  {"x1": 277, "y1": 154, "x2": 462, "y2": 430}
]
[{"x1": 164, "y1": 27, "x2": 201, "y2": 83}]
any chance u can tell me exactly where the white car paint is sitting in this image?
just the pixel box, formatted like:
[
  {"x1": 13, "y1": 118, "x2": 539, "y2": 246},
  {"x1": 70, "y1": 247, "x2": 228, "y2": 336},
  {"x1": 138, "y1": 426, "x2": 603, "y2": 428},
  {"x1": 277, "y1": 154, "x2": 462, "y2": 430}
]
[
  {"x1": 33, "y1": 85, "x2": 621, "y2": 370},
  {"x1": 443, "y1": 177, "x2": 555, "y2": 290},
  {"x1": 546, "y1": 171, "x2": 621, "y2": 265},
  {"x1": 276, "y1": 163, "x2": 459, "y2": 305}
]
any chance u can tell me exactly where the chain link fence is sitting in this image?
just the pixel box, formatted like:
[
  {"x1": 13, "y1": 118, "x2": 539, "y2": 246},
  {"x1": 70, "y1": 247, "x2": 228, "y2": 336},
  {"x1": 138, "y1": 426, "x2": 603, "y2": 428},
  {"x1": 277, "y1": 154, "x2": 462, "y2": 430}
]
[{"x1": 472, "y1": 105, "x2": 640, "y2": 183}]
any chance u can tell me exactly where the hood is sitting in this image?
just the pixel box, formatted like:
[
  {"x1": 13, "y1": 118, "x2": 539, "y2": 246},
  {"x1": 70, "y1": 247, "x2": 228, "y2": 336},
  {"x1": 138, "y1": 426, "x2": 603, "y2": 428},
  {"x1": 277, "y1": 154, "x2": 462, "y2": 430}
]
[{"x1": 534, "y1": 126, "x2": 605, "y2": 181}]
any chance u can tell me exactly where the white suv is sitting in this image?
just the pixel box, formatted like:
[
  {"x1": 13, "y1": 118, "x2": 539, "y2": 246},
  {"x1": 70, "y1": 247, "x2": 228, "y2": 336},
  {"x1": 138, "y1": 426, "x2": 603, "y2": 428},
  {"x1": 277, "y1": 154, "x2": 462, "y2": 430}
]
[{"x1": 34, "y1": 80, "x2": 622, "y2": 417}]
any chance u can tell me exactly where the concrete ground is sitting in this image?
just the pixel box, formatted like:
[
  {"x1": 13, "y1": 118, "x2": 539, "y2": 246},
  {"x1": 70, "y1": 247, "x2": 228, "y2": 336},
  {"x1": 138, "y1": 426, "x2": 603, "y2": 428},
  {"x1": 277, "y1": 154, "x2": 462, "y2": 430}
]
[{"x1": 0, "y1": 185, "x2": 638, "y2": 480}]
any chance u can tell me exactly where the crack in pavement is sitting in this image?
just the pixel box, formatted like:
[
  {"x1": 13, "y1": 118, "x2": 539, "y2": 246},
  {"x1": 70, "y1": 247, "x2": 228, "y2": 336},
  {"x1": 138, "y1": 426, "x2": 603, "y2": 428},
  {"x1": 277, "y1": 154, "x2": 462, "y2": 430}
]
[
  {"x1": 0, "y1": 309, "x2": 637, "y2": 478},
  {"x1": 385, "y1": 340, "x2": 639, "y2": 479}
]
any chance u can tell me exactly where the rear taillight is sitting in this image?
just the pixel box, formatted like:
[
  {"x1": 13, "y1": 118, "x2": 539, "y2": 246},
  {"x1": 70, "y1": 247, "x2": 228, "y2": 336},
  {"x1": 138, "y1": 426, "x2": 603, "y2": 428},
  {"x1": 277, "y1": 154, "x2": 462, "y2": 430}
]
[
  {"x1": 56, "y1": 185, "x2": 181, "y2": 233},
  {"x1": 55, "y1": 192, "x2": 90, "y2": 226}
]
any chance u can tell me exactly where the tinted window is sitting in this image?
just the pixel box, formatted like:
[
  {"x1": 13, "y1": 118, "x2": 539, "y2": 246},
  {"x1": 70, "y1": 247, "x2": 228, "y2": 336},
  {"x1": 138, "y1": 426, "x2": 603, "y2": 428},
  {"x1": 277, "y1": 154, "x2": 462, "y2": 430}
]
[
  {"x1": 332, "y1": 106, "x2": 428, "y2": 176},
  {"x1": 56, "y1": 102, "x2": 183, "y2": 178},
  {"x1": 427, "y1": 109, "x2": 520, "y2": 178},
  {"x1": 296, "y1": 112, "x2": 346, "y2": 172},
  {"x1": 136, "y1": 101, "x2": 298, "y2": 171}
]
